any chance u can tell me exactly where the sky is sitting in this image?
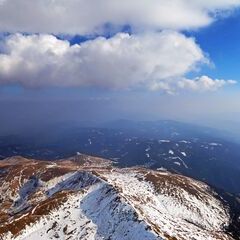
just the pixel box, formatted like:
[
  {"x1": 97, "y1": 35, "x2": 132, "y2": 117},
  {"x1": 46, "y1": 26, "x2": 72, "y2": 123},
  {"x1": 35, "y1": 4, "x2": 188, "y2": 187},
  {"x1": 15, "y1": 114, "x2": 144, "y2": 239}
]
[{"x1": 0, "y1": 0, "x2": 240, "y2": 135}]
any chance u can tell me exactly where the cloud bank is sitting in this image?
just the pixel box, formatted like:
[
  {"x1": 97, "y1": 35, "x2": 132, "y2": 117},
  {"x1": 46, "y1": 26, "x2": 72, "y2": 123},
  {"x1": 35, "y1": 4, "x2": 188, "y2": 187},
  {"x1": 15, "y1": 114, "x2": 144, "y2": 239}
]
[
  {"x1": 0, "y1": 0, "x2": 239, "y2": 92},
  {"x1": 0, "y1": 0, "x2": 239, "y2": 34},
  {"x1": 0, "y1": 32, "x2": 236, "y2": 92},
  {"x1": 178, "y1": 76, "x2": 237, "y2": 92},
  {"x1": 0, "y1": 32, "x2": 206, "y2": 90}
]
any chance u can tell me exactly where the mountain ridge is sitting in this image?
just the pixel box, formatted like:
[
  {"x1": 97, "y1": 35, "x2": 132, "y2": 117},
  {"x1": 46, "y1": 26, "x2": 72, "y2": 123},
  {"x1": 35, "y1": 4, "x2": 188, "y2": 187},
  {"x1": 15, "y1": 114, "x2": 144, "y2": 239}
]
[{"x1": 0, "y1": 154, "x2": 239, "y2": 240}]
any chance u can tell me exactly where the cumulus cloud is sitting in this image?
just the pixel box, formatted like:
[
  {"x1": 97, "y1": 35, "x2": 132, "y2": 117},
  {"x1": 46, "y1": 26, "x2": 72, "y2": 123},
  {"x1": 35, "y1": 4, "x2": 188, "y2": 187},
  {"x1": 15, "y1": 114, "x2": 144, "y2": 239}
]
[
  {"x1": 0, "y1": 1, "x2": 239, "y2": 92},
  {"x1": 0, "y1": 31, "x2": 207, "y2": 90},
  {"x1": 178, "y1": 75, "x2": 237, "y2": 91},
  {"x1": 0, "y1": 0, "x2": 239, "y2": 34}
]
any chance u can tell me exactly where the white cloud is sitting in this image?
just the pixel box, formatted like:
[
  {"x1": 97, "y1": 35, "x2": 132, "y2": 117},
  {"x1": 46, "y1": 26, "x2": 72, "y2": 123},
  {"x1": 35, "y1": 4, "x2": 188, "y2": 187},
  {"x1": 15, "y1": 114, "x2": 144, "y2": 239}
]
[
  {"x1": 0, "y1": 0, "x2": 238, "y2": 93},
  {"x1": 0, "y1": 0, "x2": 239, "y2": 34},
  {"x1": 178, "y1": 75, "x2": 237, "y2": 91},
  {"x1": 0, "y1": 31, "x2": 207, "y2": 90}
]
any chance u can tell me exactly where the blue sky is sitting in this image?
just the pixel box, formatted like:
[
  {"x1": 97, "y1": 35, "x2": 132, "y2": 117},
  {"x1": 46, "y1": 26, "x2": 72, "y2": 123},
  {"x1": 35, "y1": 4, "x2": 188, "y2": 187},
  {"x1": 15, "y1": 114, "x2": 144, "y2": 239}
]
[{"x1": 188, "y1": 9, "x2": 240, "y2": 83}]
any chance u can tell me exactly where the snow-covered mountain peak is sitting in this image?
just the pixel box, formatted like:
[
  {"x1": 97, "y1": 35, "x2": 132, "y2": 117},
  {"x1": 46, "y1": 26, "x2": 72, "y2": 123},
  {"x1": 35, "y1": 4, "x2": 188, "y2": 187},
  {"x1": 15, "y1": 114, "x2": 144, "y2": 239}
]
[{"x1": 0, "y1": 155, "x2": 239, "y2": 240}]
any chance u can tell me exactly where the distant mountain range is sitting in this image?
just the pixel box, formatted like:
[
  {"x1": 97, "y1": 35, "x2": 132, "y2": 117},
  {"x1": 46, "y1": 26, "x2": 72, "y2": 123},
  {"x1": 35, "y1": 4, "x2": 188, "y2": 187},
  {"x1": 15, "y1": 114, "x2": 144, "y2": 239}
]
[{"x1": 0, "y1": 120, "x2": 240, "y2": 195}]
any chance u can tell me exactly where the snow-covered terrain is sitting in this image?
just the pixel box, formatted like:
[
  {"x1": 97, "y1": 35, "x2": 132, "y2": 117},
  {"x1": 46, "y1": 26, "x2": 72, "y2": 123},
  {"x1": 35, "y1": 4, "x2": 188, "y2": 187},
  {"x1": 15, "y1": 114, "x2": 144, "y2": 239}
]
[{"x1": 0, "y1": 154, "x2": 239, "y2": 240}]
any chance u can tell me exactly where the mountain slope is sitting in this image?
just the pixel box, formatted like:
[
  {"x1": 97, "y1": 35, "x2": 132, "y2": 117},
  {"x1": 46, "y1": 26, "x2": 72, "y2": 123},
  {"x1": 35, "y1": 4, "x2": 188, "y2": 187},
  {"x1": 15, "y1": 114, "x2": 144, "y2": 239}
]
[{"x1": 0, "y1": 155, "x2": 239, "y2": 240}]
